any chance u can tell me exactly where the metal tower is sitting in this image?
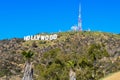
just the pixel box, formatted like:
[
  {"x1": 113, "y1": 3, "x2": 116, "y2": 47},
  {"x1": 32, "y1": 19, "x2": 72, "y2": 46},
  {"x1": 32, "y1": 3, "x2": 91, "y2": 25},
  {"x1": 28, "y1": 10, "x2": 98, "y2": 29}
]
[{"x1": 78, "y1": 3, "x2": 82, "y2": 31}]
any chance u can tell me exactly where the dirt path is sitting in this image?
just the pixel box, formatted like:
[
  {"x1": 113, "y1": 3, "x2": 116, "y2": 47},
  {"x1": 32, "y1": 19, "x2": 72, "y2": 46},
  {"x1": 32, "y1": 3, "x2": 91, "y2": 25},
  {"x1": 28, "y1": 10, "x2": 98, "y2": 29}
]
[{"x1": 101, "y1": 72, "x2": 120, "y2": 80}]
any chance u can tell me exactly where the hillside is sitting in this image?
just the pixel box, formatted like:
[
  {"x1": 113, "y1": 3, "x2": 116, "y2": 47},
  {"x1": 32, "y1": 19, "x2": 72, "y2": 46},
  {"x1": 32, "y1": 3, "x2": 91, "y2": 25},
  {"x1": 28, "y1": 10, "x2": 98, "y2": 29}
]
[{"x1": 0, "y1": 31, "x2": 120, "y2": 80}]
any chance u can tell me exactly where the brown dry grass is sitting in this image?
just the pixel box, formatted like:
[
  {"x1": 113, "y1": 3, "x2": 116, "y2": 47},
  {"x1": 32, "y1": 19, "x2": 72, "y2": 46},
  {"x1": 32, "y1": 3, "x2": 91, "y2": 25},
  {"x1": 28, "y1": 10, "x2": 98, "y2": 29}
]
[{"x1": 101, "y1": 71, "x2": 120, "y2": 80}]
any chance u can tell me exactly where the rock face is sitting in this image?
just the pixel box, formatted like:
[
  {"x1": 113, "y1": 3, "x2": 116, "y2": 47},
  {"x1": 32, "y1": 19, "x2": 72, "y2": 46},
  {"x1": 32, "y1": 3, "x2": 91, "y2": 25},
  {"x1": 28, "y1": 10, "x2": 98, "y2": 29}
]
[{"x1": 22, "y1": 62, "x2": 33, "y2": 80}]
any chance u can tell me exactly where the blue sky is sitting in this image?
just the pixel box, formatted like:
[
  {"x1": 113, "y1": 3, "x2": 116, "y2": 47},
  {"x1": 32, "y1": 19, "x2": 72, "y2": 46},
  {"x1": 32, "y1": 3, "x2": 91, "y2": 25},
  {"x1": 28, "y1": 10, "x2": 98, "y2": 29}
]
[{"x1": 0, "y1": 0, "x2": 120, "y2": 39}]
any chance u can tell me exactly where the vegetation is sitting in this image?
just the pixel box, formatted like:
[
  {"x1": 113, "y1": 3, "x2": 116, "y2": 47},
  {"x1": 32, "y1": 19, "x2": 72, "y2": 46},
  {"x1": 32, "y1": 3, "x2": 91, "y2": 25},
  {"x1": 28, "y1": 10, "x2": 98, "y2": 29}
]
[
  {"x1": 34, "y1": 43, "x2": 109, "y2": 80},
  {"x1": 22, "y1": 50, "x2": 34, "y2": 80},
  {"x1": 0, "y1": 31, "x2": 120, "y2": 80},
  {"x1": 22, "y1": 50, "x2": 34, "y2": 62}
]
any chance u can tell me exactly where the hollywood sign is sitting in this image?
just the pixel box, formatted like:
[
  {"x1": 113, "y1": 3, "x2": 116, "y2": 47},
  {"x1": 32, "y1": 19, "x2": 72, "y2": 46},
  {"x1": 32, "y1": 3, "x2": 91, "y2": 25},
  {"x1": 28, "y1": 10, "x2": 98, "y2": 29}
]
[{"x1": 24, "y1": 34, "x2": 57, "y2": 41}]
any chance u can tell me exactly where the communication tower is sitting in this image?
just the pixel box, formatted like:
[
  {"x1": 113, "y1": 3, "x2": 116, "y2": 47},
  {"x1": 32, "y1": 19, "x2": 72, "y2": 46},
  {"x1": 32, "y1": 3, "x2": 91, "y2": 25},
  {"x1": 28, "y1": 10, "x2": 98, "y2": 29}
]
[{"x1": 78, "y1": 4, "x2": 82, "y2": 31}]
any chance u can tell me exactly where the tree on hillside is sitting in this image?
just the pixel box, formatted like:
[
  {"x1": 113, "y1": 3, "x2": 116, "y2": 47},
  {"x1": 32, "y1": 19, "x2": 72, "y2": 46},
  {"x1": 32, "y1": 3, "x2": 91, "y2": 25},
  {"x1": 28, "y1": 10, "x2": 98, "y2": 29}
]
[{"x1": 22, "y1": 50, "x2": 34, "y2": 80}]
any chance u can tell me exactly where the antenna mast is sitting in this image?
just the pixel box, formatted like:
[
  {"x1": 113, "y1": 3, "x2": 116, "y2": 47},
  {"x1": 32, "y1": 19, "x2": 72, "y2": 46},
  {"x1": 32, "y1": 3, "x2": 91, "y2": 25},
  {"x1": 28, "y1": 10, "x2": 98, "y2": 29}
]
[{"x1": 78, "y1": 3, "x2": 82, "y2": 31}]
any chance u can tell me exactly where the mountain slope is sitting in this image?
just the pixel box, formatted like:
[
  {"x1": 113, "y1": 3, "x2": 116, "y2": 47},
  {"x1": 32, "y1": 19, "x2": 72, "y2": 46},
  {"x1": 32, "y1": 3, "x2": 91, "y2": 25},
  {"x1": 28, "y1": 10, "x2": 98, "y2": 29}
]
[{"x1": 0, "y1": 31, "x2": 120, "y2": 80}]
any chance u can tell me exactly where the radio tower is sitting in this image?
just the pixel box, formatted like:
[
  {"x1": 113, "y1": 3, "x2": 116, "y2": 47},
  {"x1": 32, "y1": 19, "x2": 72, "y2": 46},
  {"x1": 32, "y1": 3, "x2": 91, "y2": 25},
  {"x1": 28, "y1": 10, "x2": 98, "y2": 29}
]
[{"x1": 78, "y1": 3, "x2": 82, "y2": 31}]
